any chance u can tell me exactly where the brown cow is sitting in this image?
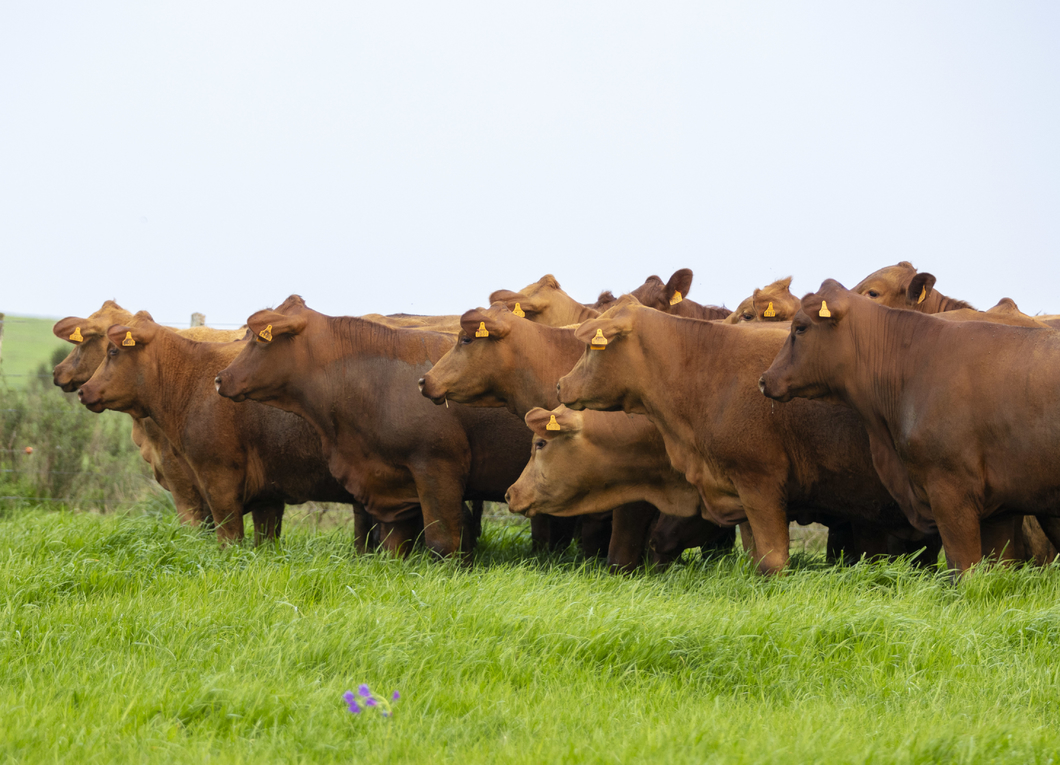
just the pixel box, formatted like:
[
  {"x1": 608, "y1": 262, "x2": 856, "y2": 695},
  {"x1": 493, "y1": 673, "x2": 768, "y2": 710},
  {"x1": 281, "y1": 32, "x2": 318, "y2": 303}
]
[
  {"x1": 724, "y1": 277, "x2": 800, "y2": 324},
  {"x1": 419, "y1": 304, "x2": 732, "y2": 570},
  {"x1": 506, "y1": 406, "x2": 734, "y2": 567},
  {"x1": 557, "y1": 296, "x2": 936, "y2": 575},
  {"x1": 852, "y1": 261, "x2": 974, "y2": 312},
  {"x1": 215, "y1": 296, "x2": 532, "y2": 559},
  {"x1": 52, "y1": 302, "x2": 244, "y2": 527},
  {"x1": 759, "y1": 280, "x2": 1060, "y2": 573},
  {"x1": 77, "y1": 317, "x2": 363, "y2": 545},
  {"x1": 627, "y1": 269, "x2": 730, "y2": 321},
  {"x1": 489, "y1": 275, "x2": 601, "y2": 327}
]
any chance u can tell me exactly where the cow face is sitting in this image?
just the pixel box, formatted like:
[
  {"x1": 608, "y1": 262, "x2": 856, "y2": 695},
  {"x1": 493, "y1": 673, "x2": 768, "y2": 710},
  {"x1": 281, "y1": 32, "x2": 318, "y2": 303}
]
[
  {"x1": 557, "y1": 298, "x2": 643, "y2": 413},
  {"x1": 852, "y1": 262, "x2": 938, "y2": 311},
  {"x1": 419, "y1": 304, "x2": 515, "y2": 407},
  {"x1": 215, "y1": 302, "x2": 309, "y2": 404},
  {"x1": 504, "y1": 407, "x2": 589, "y2": 516},
  {"x1": 628, "y1": 269, "x2": 693, "y2": 313},
  {"x1": 52, "y1": 301, "x2": 137, "y2": 392},
  {"x1": 759, "y1": 280, "x2": 855, "y2": 403},
  {"x1": 77, "y1": 320, "x2": 161, "y2": 417},
  {"x1": 725, "y1": 277, "x2": 799, "y2": 324},
  {"x1": 489, "y1": 274, "x2": 598, "y2": 327}
]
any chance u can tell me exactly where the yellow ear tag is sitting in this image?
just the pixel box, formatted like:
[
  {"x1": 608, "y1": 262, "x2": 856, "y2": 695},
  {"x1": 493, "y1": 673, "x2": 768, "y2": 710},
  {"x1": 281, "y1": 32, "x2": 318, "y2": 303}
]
[
  {"x1": 917, "y1": 286, "x2": 927, "y2": 304},
  {"x1": 590, "y1": 328, "x2": 608, "y2": 350},
  {"x1": 545, "y1": 414, "x2": 561, "y2": 431},
  {"x1": 475, "y1": 322, "x2": 489, "y2": 338},
  {"x1": 763, "y1": 302, "x2": 776, "y2": 318},
  {"x1": 669, "y1": 290, "x2": 683, "y2": 306},
  {"x1": 69, "y1": 327, "x2": 83, "y2": 343},
  {"x1": 512, "y1": 303, "x2": 525, "y2": 318},
  {"x1": 258, "y1": 325, "x2": 273, "y2": 342},
  {"x1": 818, "y1": 300, "x2": 832, "y2": 318},
  {"x1": 121, "y1": 331, "x2": 136, "y2": 347}
]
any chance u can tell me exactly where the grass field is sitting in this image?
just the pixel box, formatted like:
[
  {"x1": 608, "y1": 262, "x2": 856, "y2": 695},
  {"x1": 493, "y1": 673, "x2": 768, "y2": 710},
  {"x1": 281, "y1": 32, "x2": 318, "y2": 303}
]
[
  {"x1": 0, "y1": 314, "x2": 66, "y2": 386},
  {"x1": 2, "y1": 508, "x2": 1058, "y2": 764}
]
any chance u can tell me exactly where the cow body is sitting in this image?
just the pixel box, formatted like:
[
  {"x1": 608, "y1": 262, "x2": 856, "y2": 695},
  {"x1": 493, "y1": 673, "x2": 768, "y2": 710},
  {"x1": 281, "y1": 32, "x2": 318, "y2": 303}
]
[
  {"x1": 557, "y1": 299, "x2": 926, "y2": 575},
  {"x1": 215, "y1": 296, "x2": 530, "y2": 558},
  {"x1": 760, "y1": 281, "x2": 1060, "y2": 573},
  {"x1": 78, "y1": 320, "x2": 359, "y2": 544}
]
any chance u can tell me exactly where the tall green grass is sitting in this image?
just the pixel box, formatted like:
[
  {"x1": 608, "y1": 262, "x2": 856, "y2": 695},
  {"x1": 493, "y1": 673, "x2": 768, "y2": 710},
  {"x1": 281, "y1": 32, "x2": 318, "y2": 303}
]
[
  {"x1": 0, "y1": 314, "x2": 67, "y2": 386},
  {"x1": 1, "y1": 508, "x2": 1058, "y2": 763}
]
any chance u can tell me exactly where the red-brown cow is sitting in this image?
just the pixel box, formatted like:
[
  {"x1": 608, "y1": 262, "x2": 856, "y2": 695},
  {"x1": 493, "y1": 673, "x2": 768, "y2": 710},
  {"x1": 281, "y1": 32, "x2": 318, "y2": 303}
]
[
  {"x1": 489, "y1": 275, "x2": 601, "y2": 327},
  {"x1": 852, "y1": 261, "x2": 974, "y2": 312},
  {"x1": 760, "y1": 281, "x2": 1060, "y2": 573},
  {"x1": 52, "y1": 302, "x2": 244, "y2": 527},
  {"x1": 215, "y1": 296, "x2": 531, "y2": 558},
  {"x1": 557, "y1": 296, "x2": 937, "y2": 575},
  {"x1": 626, "y1": 269, "x2": 730, "y2": 321},
  {"x1": 419, "y1": 304, "x2": 732, "y2": 570},
  {"x1": 724, "y1": 277, "x2": 801, "y2": 324},
  {"x1": 77, "y1": 317, "x2": 363, "y2": 545}
]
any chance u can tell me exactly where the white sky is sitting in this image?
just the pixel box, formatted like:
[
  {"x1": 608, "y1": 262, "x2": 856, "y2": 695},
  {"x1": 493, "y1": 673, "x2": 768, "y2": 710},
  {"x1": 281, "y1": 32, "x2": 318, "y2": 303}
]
[{"x1": 2, "y1": 2, "x2": 1058, "y2": 325}]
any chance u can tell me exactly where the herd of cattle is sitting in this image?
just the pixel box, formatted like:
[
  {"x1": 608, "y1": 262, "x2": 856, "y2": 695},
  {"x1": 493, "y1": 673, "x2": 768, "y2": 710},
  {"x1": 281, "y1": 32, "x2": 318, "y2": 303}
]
[{"x1": 51, "y1": 262, "x2": 1060, "y2": 575}]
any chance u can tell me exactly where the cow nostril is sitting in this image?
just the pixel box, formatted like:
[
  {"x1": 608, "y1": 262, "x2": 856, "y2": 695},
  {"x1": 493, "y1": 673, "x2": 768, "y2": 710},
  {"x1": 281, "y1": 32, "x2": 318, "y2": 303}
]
[
  {"x1": 417, "y1": 377, "x2": 426, "y2": 392},
  {"x1": 758, "y1": 376, "x2": 766, "y2": 394},
  {"x1": 504, "y1": 490, "x2": 512, "y2": 505},
  {"x1": 77, "y1": 389, "x2": 84, "y2": 401}
]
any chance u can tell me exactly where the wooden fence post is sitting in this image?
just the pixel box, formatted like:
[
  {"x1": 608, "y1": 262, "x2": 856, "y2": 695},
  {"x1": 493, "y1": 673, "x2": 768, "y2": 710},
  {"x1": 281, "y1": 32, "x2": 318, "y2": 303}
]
[{"x1": 190, "y1": 313, "x2": 205, "y2": 328}]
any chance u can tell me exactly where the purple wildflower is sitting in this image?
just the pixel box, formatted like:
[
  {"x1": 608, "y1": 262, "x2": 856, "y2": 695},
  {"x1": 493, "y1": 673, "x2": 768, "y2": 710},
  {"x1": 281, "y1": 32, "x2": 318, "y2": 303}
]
[
  {"x1": 343, "y1": 691, "x2": 362, "y2": 714},
  {"x1": 358, "y1": 684, "x2": 372, "y2": 698},
  {"x1": 366, "y1": 697, "x2": 378, "y2": 707},
  {"x1": 392, "y1": 691, "x2": 401, "y2": 702}
]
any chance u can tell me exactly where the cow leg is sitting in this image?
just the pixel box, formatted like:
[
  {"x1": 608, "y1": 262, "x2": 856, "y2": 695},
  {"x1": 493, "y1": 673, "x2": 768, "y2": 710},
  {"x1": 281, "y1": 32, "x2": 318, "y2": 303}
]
[
  {"x1": 251, "y1": 501, "x2": 284, "y2": 546},
  {"x1": 412, "y1": 470, "x2": 468, "y2": 558},
  {"x1": 351, "y1": 502, "x2": 376, "y2": 554},
  {"x1": 607, "y1": 502, "x2": 656, "y2": 573},
  {"x1": 738, "y1": 522, "x2": 756, "y2": 556},
  {"x1": 980, "y1": 515, "x2": 1020, "y2": 565},
  {"x1": 1034, "y1": 517, "x2": 1060, "y2": 561},
  {"x1": 734, "y1": 485, "x2": 789, "y2": 575},
  {"x1": 700, "y1": 525, "x2": 737, "y2": 560},
  {"x1": 927, "y1": 484, "x2": 983, "y2": 575},
  {"x1": 205, "y1": 499, "x2": 246, "y2": 545},
  {"x1": 825, "y1": 521, "x2": 855, "y2": 564},
  {"x1": 378, "y1": 518, "x2": 422, "y2": 557},
  {"x1": 578, "y1": 512, "x2": 613, "y2": 559}
]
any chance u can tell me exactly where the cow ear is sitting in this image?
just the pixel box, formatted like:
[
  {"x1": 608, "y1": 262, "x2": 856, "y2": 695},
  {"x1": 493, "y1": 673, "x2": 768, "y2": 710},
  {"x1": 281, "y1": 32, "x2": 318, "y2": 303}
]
[
  {"x1": 664, "y1": 269, "x2": 693, "y2": 306},
  {"x1": 107, "y1": 323, "x2": 156, "y2": 348},
  {"x1": 246, "y1": 310, "x2": 307, "y2": 342},
  {"x1": 906, "y1": 272, "x2": 936, "y2": 306},
  {"x1": 802, "y1": 288, "x2": 846, "y2": 325},
  {"x1": 525, "y1": 406, "x2": 582, "y2": 438},
  {"x1": 460, "y1": 308, "x2": 510, "y2": 339},
  {"x1": 489, "y1": 289, "x2": 542, "y2": 316},
  {"x1": 53, "y1": 316, "x2": 95, "y2": 344}
]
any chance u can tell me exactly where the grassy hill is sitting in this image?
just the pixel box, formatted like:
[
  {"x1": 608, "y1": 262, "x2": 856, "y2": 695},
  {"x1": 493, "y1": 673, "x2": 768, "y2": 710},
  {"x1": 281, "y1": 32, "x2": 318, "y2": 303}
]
[{"x1": 0, "y1": 314, "x2": 67, "y2": 387}]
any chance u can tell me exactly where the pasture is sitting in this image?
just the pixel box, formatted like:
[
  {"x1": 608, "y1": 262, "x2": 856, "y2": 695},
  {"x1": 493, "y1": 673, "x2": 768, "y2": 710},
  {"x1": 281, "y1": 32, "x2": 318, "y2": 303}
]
[
  {"x1": 0, "y1": 315, "x2": 68, "y2": 386},
  {"x1": 2, "y1": 507, "x2": 1059, "y2": 764}
]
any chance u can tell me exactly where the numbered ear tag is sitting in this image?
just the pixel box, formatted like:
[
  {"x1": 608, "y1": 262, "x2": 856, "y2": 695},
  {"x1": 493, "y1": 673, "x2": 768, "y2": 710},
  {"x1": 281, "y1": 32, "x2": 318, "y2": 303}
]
[
  {"x1": 258, "y1": 325, "x2": 273, "y2": 342},
  {"x1": 122, "y1": 331, "x2": 136, "y2": 347},
  {"x1": 546, "y1": 414, "x2": 561, "y2": 431},
  {"x1": 69, "y1": 327, "x2": 84, "y2": 343},
  {"x1": 917, "y1": 286, "x2": 927, "y2": 304},
  {"x1": 475, "y1": 322, "x2": 490, "y2": 338},
  {"x1": 590, "y1": 328, "x2": 608, "y2": 350},
  {"x1": 763, "y1": 302, "x2": 776, "y2": 318},
  {"x1": 512, "y1": 303, "x2": 525, "y2": 318},
  {"x1": 669, "y1": 290, "x2": 683, "y2": 306},
  {"x1": 818, "y1": 301, "x2": 831, "y2": 318}
]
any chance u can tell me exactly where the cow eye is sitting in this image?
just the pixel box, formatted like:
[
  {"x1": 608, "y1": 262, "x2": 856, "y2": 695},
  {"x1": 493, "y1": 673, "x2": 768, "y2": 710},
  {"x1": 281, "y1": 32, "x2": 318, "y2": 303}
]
[
  {"x1": 867, "y1": 290, "x2": 879, "y2": 298},
  {"x1": 534, "y1": 439, "x2": 547, "y2": 450},
  {"x1": 794, "y1": 325, "x2": 807, "y2": 335},
  {"x1": 742, "y1": 313, "x2": 754, "y2": 321},
  {"x1": 460, "y1": 337, "x2": 472, "y2": 345},
  {"x1": 108, "y1": 347, "x2": 118, "y2": 357}
]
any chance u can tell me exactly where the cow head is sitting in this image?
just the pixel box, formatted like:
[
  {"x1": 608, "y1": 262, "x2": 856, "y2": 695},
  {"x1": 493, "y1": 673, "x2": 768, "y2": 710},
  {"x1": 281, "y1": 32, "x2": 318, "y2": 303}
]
[
  {"x1": 489, "y1": 274, "x2": 599, "y2": 327},
  {"x1": 627, "y1": 269, "x2": 693, "y2": 313},
  {"x1": 504, "y1": 406, "x2": 588, "y2": 516},
  {"x1": 215, "y1": 296, "x2": 310, "y2": 404},
  {"x1": 419, "y1": 304, "x2": 517, "y2": 407},
  {"x1": 77, "y1": 315, "x2": 163, "y2": 417},
  {"x1": 725, "y1": 277, "x2": 799, "y2": 324},
  {"x1": 759, "y1": 279, "x2": 857, "y2": 403},
  {"x1": 51, "y1": 301, "x2": 137, "y2": 392},
  {"x1": 556, "y1": 296, "x2": 644, "y2": 413},
  {"x1": 851, "y1": 261, "x2": 974, "y2": 313}
]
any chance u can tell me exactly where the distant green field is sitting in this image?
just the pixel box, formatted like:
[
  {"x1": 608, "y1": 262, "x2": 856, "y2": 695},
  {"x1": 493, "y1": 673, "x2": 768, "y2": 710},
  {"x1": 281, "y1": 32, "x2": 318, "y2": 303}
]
[
  {"x1": 0, "y1": 314, "x2": 66, "y2": 386},
  {"x1": 2, "y1": 508, "x2": 1059, "y2": 764}
]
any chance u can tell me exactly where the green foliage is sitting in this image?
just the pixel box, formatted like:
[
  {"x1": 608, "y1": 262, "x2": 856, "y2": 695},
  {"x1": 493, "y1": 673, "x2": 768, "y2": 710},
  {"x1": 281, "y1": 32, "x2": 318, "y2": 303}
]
[
  {"x1": 0, "y1": 359, "x2": 163, "y2": 511},
  {"x1": 1, "y1": 509, "x2": 1058, "y2": 764},
  {"x1": 0, "y1": 314, "x2": 69, "y2": 387}
]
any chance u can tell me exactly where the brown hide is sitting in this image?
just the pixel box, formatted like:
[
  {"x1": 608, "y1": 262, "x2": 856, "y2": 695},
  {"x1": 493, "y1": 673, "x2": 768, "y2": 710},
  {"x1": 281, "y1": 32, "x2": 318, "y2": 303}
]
[
  {"x1": 53, "y1": 302, "x2": 244, "y2": 527},
  {"x1": 215, "y1": 295, "x2": 531, "y2": 558},
  {"x1": 557, "y1": 298, "x2": 925, "y2": 575},
  {"x1": 77, "y1": 319, "x2": 359, "y2": 545},
  {"x1": 760, "y1": 281, "x2": 1060, "y2": 573},
  {"x1": 420, "y1": 304, "x2": 729, "y2": 569},
  {"x1": 489, "y1": 275, "x2": 601, "y2": 327},
  {"x1": 628, "y1": 269, "x2": 729, "y2": 320},
  {"x1": 725, "y1": 277, "x2": 800, "y2": 324},
  {"x1": 852, "y1": 261, "x2": 974, "y2": 313},
  {"x1": 361, "y1": 313, "x2": 461, "y2": 333}
]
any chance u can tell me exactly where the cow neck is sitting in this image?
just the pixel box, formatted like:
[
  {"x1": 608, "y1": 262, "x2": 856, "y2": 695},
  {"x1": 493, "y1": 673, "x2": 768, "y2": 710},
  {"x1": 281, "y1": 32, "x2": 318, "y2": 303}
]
[
  {"x1": 504, "y1": 323, "x2": 585, "y2": 417},
  {"x1": 920, "y1": 289, "x2": 973, "y2": 314},
  {"x1": 141, "y1": 332, "x2": 224, "y2": 441},
  {"x1": 541, "y1": 299, "x2": 598, "y2": 327},
  {"x1": 673, "y1": 300, "x2": 729, "y2": 321}
]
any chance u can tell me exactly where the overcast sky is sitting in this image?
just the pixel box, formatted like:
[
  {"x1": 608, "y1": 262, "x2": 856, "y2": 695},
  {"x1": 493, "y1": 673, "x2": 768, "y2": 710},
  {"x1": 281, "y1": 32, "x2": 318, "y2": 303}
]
[{"x1": 2, "y1": 2, "x2": 1058, "y2": 326}]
